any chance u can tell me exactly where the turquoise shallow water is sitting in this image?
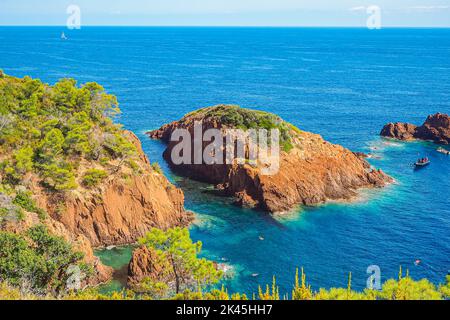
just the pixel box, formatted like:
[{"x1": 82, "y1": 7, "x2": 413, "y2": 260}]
[
  {"x1": 1, "y1": 27, "x2": 449, "y2": 295},
  {"x1": 94, "y1": 246, "x2": 135, "y2": 293}
]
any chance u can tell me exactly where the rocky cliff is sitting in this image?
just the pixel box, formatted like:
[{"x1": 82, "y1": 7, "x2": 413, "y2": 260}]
[
  {"x1": 148, "y1": 105, "x2": 393, "y2": 213},
  {"x1": 2, "y1": 131, "x2": 192, "y2": 285},
  {"x1": 381, "y1": 113, "x2": 450, "y2": 145},
  {"x1": 37, "y1": 131, "x2": 191, "y2": 248}
]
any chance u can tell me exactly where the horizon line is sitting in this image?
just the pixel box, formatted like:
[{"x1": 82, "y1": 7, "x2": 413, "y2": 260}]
[{"x1": 1, "y1": 25, "x2": 450, "y2": 29}]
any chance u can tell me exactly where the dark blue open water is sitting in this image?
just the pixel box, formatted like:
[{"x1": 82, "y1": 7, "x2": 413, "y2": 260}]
[{"x1": 1, "y1": 27, "x2": 449, "y2": 295}]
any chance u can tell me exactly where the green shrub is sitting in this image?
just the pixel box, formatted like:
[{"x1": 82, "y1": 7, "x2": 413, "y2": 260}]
[
  {"x1": 1, "y1": 161, "x2": 21, "y2": 185},
  {"x1": 151, "y1": 162, "x2": 162, "y2": 174},
  {"x1": 0, "y1": 225, "x2": 88, "y2": 295},
  {"x1": 41, "y1": 163, "x2": 78, "y2": 191},
  {"x1": 0, "y1": 206, "x2": 24, "y2": 225},
  {"x1": 11, "y1": 191, "x2": 47, "y2": 221},
  {"x1": 127, "y1": 160, "x2": 141, "y2": 173},
  {"x1": 99, "y1": 157, "x2": 110, "y2": 166},
  {"x1": 13, "y1": 191, "x2": 36, "y2": 212},
  {"x1": 103, "y1": 133, "x2": 136, "y2": 159},
  {"x1": 0, "y1": 207, "x2": 8, "y2": 224},
  {"x1": 39, "y1": 119, "x2": 60, "y2": 134},
  {"x1": 36, "y1": 208, "x2": 47, "y2": 221},
  {"x1": 14, "y1": 147, "x2": 34, "y2": 174},
  {"x1": 16, "y1": 208, "x2": 25, "y2": 222},
  {"x1": 82, "y1": 169, "x2": 108, "y2": 187},
  {"x1": 38, "y1": 128, "x2": 65, "y2": 163}
]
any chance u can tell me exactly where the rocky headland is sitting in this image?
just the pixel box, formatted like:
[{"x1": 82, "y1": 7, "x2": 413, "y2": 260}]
[
  {"x1": 3, "y1": 131, "x2": 192, "y2": 284},
  {"x1": 0, "y1": 74, "x2": 192, "y2": 286},
  {"x1": 380, "y1": 113, "x2": 450, "y2": 145},
  {"x1": 148, "y1": 105, "x2": 393, "y2": 213}
]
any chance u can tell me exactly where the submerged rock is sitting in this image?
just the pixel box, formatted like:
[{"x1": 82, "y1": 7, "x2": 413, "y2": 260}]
[
  {"x1": 148, "y1": 105, "x2": 393, "y2": 213},
  {"x1": 381, "y1": 113, "x2": 450, "y2": 145}
]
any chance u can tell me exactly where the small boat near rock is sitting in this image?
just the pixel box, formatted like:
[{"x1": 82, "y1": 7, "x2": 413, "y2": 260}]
[
  {"x1": 415, "y1": 158, "x2": 431, "y2": 167},
  {"x1": 437, "y1": 147, "x2": 450, "y2": 155}
]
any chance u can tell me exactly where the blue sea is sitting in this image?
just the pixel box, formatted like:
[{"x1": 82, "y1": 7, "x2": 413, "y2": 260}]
[{"x1": 1, "y1": 27, "x2": 449, "y2": 295}]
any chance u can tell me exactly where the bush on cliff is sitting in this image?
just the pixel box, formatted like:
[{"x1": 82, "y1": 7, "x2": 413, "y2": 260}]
[
  {"x1": 0, "y1": 225, "x2": 90, "y2": 296},
  {"x1": 151, "y1": 162, "x2": 163, "y2": 174},
  {"x1": 12, "y1": 191, "x2": 47, "y2": 221},
  {"x1": 82, "y1": 169, "x2": 108, "y2": 188}
]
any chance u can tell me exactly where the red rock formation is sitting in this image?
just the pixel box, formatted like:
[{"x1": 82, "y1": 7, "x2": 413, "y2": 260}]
[
  {"x1": 380, "y1": 123, "x2": 417, "y2": 141},
  {"x1": 148, "y1": 105, "x2": 393, "y2": 213},
  {"x1": 32, "y1": 131, "x2": 192, "y2": 248},
  {"x1": 381, "y1": 113, "x2": 450, "y2": 145},
  {"x1": 47, "y1": 169, "x2": 189, "y2": 247},
  {"x1": 416, "y1": 113, "x2": 450, "y2": 145},
  {"x1": 127, "y1": 245, "x2": 167, "y2": 288}
]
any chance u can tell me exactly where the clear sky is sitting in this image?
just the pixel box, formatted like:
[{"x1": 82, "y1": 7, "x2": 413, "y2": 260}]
[{"x1": 1, "y1": 0, "x2": 450, "y2": 27}]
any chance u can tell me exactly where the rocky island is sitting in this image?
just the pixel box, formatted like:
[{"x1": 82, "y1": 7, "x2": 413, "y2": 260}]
[
  {"x1": 148, "y1": 105, "x2": 393, "y2": 213},
  {"x1": 380, "y1": 113, "x2": 450, "y2": 145}
]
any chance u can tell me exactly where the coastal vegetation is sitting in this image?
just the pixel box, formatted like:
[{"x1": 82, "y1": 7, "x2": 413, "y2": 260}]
[
  {"x1": 128, "y1": 228, "x2": 450, "y2": 301},
  {"x1": 151, "y1": 162, "x2": 163, "y2": 174},
  {"x1": 1, "y1": 250, "x2": 449, "y2": 300},
  {"x1": 185, "y1": 105, "x2": 299, "y2": 152},
  {"x1": 0, "y1": 73, "x2": 137, "y2": 194}
]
